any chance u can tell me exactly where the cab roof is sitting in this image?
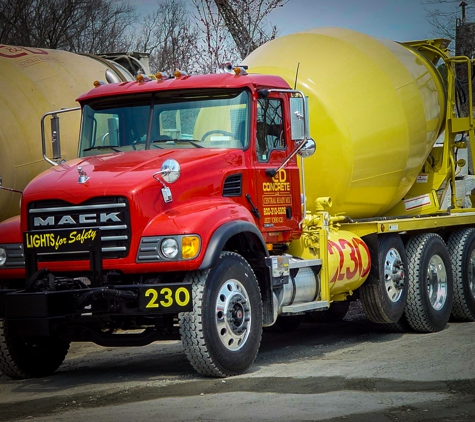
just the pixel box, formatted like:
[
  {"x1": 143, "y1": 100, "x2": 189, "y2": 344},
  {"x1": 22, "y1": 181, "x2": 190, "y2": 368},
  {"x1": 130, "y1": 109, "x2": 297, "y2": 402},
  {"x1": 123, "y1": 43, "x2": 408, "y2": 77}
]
[{"x1": 77, "y1": 73, "x2": 290, "y2": 103}]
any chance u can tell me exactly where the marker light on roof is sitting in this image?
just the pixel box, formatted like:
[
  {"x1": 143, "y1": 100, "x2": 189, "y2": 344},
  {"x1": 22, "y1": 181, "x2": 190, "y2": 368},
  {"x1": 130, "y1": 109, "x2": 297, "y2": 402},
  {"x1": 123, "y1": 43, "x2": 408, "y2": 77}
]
[
  {"x1": 155, "y1": 71, "x2": 170, "y2": 81},
  {"x1": 174, "y1": 70, "x2": 189, "y2": 78},
  {"x1": 93, "y1": 80, "x2": 105, "y2": 87},
  {"x1": 233, "y1": 67, "x2": 248, "y2": 76},
  {"x1": 136, "y1": 73, "x2": 153, "y2": 83}
]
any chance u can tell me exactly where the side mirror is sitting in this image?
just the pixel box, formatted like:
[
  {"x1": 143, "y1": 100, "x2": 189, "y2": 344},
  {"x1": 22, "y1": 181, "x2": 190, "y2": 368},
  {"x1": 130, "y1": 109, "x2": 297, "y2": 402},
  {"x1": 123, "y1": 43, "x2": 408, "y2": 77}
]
[
  {"x1": 51, "y1": 115, "x2": 61, "y2": 160},
  {"x1": 41, "y1": 107, "x2": 80, "y2": 166},
  {"x1": 297, "y1": 138, "x2": 316, "y2": 158},
  {"x1": 290, "y1": 96, "x2": 305, "y2": 141}
]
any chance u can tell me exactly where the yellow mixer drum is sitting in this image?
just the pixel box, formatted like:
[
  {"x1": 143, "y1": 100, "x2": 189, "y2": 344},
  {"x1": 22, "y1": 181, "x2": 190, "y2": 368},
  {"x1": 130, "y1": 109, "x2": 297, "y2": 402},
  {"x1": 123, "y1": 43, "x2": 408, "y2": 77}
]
[{"x1": 245, "y1": 28, "x2": 446, "y2": 218}]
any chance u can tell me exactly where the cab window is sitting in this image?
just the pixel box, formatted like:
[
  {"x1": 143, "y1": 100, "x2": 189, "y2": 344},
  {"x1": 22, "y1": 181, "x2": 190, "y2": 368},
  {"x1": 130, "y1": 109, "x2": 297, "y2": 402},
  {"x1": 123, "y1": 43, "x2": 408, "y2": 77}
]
[{"x1": 256, "y1": 98, "x2": 285, "y2": 162}]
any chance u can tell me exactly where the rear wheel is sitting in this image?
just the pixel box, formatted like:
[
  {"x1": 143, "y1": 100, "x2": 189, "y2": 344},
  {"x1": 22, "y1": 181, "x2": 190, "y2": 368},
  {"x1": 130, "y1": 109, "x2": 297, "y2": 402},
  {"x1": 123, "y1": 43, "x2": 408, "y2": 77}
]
[
  {"x1": 360, "y1": 234, "x2": 408, "y2": 323},
  {"x1": 0, "y1": 319, "x2": 70, "y2": 379},
  {"x1": 405, "y1": 233, "x2": 453, "y2": 332},
  {"x1": 179, "y1": 252, "x2": 263, "y2": 377},
  {"x1": 383, "y1": 313, "x2": 412, "y2": 333},
  {"x1": 447, "y1": 228, "x2": 475, "y2": 321}
]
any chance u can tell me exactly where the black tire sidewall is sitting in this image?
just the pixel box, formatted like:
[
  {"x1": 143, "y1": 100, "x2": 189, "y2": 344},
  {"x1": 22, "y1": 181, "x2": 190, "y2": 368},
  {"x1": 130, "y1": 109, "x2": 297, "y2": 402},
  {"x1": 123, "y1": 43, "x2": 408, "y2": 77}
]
[
  {"x1": 360, "y1": 234, "x2": 408, "y2": 323},
  {"x1": 456, "y1": 230, "x2": 475, "y2": 318},
  {"x1": 201, "y1": 253, "x2": 262, "y2": 375},
  {"x1": 1, "y1": 320, "x2": 70, "y2": 378},
  {"x1": 414, "y1": 236, "x2": 453, "y2": 330},
  {"x1": 376, "y1": 234, "x2": 408, "y2": 321},
  {"x1": 449, "y1": 229, "x2": 475, "y2": 321}
]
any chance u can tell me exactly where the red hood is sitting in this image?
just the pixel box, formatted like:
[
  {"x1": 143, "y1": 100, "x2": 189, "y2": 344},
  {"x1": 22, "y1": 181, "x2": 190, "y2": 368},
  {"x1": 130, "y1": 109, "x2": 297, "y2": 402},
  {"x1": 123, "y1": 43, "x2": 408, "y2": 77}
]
[{"x1": 23, "y1": 148, "x2": 245, "y2": 208}]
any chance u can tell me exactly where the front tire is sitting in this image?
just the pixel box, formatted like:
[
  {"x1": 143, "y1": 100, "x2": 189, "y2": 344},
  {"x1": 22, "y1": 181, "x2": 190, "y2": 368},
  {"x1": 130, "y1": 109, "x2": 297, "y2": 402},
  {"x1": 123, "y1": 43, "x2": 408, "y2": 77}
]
[
  {"x1": 405, "y1": 233, "x2": 453, "y2": 332},
  {"x1": 447, "y1": 228, "x2": 475, "y2": 321},
  {"x1": 0, "y1": 319, "x2": 70, "y2": 379},
  {"x1": 179, "y1": 252, "x2": 263, "y2": 377}
]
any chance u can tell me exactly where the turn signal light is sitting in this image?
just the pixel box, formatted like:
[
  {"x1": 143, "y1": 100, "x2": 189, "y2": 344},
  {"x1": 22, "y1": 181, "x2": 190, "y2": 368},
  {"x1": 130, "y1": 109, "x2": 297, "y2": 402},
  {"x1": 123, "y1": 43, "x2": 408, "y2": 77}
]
[{"x1": 182, "y1": 236, "x2": 200, "y2": 259}]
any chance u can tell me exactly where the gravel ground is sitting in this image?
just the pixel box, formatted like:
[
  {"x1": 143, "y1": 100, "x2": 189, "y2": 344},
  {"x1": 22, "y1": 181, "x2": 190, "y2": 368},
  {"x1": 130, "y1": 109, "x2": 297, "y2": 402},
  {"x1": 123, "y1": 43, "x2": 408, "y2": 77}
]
[{"x1": 1, "y1": 301, "x2": 474, "y2": 422}]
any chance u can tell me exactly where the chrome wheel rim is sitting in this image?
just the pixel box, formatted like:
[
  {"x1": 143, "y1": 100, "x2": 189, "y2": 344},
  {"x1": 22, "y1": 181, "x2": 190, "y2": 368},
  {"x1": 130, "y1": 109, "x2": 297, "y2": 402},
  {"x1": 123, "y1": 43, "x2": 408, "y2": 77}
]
[
  {"x1": 384, "y1": 247, "x2": 405, "y2": 303},
  {"x1": 215, "y1": 279, "x2": 251, "y2": 351},
  {"x1": 427, "y1": 255, "x2": 447, "y2": 310}
]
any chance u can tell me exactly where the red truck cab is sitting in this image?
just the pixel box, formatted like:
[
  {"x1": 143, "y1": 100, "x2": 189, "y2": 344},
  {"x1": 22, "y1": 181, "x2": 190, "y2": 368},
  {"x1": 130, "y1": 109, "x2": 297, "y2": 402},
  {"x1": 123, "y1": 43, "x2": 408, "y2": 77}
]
[{"x1": 0, "y1": 69, "x2": 315, "y2": 379}]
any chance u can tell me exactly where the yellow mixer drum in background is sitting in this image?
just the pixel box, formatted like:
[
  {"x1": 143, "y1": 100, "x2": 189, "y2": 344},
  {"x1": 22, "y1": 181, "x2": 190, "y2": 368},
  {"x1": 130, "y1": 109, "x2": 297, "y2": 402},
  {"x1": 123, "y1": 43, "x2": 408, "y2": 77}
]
[
  {"x1": 0, "y1": 46, "x2": 133, "y2": 222},
  {"x1": 245, "y1": 28, "x2": 446, "y2": 218}
]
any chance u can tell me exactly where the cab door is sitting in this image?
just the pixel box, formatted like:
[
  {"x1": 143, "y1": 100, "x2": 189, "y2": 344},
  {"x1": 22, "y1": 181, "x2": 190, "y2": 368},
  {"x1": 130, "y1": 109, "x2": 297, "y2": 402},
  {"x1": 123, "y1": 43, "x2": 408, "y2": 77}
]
[{"x1": 251, "y1": 93, "x2": 302, "y2": 242}]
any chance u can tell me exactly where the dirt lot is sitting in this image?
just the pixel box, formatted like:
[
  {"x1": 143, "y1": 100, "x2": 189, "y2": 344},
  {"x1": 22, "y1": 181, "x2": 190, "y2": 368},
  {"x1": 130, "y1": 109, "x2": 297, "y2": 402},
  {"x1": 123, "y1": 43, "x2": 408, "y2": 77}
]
[{"x1": 0, "y1": 303, "x2": 474, "y2": 422}]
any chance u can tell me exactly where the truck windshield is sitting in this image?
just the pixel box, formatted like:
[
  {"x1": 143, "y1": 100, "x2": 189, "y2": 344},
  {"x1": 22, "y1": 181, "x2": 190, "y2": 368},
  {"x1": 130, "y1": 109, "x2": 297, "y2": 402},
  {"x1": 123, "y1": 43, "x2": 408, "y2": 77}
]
[{"x1": 78, "y1": 89, "x2": 250, "y2": 157}]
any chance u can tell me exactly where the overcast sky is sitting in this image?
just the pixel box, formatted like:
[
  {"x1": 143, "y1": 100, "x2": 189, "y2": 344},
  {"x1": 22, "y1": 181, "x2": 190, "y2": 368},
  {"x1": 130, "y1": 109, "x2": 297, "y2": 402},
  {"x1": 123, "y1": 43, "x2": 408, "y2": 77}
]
[
  {"x1": 132, "y1": 0, "x2": 461, "y2": 42},
  {"x1": 266, "y1": 0, "x2": 455, "y2": 41}
]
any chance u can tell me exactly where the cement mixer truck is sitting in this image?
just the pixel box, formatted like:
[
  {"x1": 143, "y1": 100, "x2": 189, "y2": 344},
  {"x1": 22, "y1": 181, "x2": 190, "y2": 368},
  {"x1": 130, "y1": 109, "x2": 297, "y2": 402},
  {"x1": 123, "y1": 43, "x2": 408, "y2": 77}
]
[
  {"x1": 0, "y1": 45, "x2": 150, "y2": 222},
  {"x1": 1, "y1": 28, "x2": 475, "y2": 379}
]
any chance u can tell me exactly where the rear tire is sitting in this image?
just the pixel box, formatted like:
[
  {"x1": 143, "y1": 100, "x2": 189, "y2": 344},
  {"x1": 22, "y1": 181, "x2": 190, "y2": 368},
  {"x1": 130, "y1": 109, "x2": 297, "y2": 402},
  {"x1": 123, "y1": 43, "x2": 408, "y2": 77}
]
[
  {"x1": 447, "y1": 228, "x2": 475, "y2": 321},
  {"x1": 179, "y1": 252, "x2": 263, "y2": 377},
  {"x1": 404, "y1": 233, "x2": 453, "y2": 332},
  {"x1": 383, "y1": 313, "x2": 412, "y2": 333},
  {"x1": 360, "y1": 234, "x2": 408, "y2": 323},
  {"x1": 0, "y1": 319, "x2": 70, "y2": 379}
]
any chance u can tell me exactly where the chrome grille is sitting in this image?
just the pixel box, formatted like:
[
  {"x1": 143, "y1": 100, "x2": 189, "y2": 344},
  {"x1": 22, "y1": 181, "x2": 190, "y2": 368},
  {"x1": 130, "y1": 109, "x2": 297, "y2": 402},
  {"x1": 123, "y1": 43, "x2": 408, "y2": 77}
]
[{"x1": 27, "y1": 197, "x2": 130, "y2": 259}]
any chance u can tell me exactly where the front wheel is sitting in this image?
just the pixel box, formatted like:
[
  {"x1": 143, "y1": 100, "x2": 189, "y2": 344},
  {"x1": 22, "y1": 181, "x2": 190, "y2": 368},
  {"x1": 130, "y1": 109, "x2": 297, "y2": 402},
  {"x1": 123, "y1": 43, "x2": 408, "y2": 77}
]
[
  {"x1": 179, "y1": 252, "x2": 263, "y2": 377},
  {"x1": 0, "y1": 319, "x2": 70, "y2": 379}
]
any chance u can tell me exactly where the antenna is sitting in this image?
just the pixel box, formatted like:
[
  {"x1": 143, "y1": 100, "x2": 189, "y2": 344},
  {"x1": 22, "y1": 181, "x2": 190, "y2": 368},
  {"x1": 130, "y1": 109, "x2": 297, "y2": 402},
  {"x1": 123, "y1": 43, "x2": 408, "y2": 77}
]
[{"x1": 294, "y1": 62, "x2": 300, "y2": 89}]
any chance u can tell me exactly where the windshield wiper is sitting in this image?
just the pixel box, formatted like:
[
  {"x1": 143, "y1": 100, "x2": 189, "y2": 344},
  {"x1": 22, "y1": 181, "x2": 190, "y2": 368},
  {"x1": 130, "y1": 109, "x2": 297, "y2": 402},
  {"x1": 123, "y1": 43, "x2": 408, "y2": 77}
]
[
  {"x1": 152, "y1": 139, "x2": 203, "y2": 148},
  {"x1": 83, "y1": 145, "x2": 121, "y2": 152}
]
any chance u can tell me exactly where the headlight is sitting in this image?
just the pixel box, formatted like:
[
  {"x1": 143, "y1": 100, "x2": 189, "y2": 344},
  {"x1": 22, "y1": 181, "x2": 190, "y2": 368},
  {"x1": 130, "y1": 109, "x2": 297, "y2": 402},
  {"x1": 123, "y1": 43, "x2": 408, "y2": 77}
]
[
  {"x1": 137, "y1": 235, "x2": 201, "y2": 262},
  {"x1": 0, "y1": 247, "x2": 6, "y2": 266},
  {"x1": 161, "y1": 238, "x2": 179, "y2": 259}
]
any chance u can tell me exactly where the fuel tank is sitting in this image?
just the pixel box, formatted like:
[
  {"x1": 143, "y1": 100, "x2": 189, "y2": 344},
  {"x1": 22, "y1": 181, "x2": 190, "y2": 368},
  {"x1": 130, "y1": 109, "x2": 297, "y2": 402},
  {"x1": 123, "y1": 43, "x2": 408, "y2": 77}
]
[
  {"x1": 244, "y1": 28, "x2": 446, "y2": 218},
  {"x1": 0, "y1": 46, "x2": 135, "y2": 222}
]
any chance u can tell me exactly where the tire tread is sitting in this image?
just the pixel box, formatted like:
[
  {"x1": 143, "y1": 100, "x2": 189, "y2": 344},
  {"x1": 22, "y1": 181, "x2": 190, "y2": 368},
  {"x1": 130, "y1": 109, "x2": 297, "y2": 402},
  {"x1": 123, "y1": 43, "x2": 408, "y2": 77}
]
[
  {"x1": 447, "y1": 229, "x2": 475, "y2": 321},
  {"x1": 0, "y1": 319, "x2": 69, "y2": 379},
  {"x1": 405, "y1": 233, "x2": 452, "y2": 333},
  {"x1": 179, "y1": 251, "x2": 262, "y2": 377}
]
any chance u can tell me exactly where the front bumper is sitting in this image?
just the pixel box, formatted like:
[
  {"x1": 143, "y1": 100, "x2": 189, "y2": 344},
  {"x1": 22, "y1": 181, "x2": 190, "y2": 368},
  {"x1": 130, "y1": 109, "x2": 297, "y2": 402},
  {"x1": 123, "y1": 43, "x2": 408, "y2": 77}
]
[{"x1": 0, "y1": 282, "x2": 192, "y2": 336}]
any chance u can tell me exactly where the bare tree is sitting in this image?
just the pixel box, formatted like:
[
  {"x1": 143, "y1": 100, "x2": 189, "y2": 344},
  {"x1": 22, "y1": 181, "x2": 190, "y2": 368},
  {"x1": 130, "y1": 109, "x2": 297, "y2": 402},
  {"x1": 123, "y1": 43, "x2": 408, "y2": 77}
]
[
  {"x1": 132, "y1": 0, "x2": 199, "y2": 74},
  {"x1": 0, "y1": 0, "x2": 135, "y2": 53},
  {"x1": 226, "y1": 0, "x2": 288, "y2": 57},
  {"x1": 191, "y1": 0, "x2": 288, "y2": 73},
  {"x1": 422, "y1": 0, "x2": 471, "y2": 40},
  {"x1": 191, "y1": 0, "x2": 239, "y2": 73}
]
